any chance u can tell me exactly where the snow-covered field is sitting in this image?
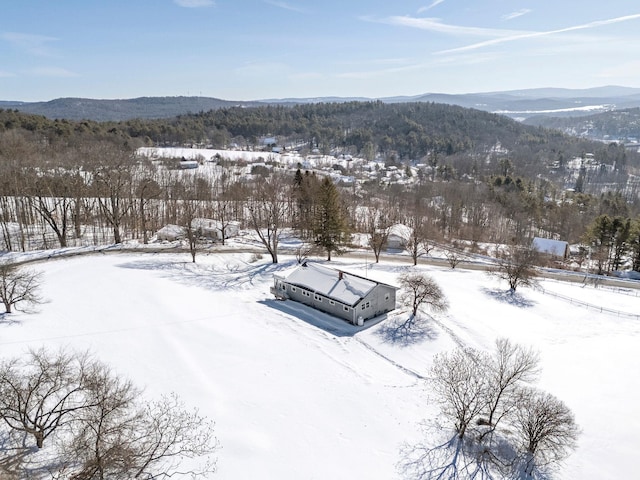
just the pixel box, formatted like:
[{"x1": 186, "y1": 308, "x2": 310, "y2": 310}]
[{"x1": 1, "y1": 252, "x2": 638, "y2": 479}]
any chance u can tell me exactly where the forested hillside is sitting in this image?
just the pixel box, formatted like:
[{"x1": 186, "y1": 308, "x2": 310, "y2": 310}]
[
  {"x1": 525, "y1": 108, "x2": 640, "y2": 142},
  {"x1": 0, "y1": 96, "x2": 262, "y2": 122},
  {"x1": 2, "y1": 102, "x2": 640, "y2": 273}
]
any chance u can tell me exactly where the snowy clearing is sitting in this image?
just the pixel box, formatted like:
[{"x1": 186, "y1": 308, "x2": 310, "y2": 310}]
[{"x1": 0, "y1": 251, "x2": 638, "y2": 479}]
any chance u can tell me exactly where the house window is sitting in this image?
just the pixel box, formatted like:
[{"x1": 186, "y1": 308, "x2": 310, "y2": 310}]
[
  {"x1": 291, "y1": 287, "x2": 296, "y2": 292},
  {"x1": 385, "y1": 293, "x2": 390, "y2": 301},
  {"x1": 315, "y1": 295, "x2": 322, "y2": 302},
  {"x1": 329, "y1": 300, "x2": 335, "y2": 305},
  {"x1": 360, "y1": 301, "x2": 370, "y2": 310},
  {"x1": 343, "y1": 306, "x2": 350, "y2": 312}
]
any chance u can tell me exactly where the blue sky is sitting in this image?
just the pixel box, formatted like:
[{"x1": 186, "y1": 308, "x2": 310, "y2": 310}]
[{"x1": 2, "y1": 0, "x2": 640, "y2": 101}]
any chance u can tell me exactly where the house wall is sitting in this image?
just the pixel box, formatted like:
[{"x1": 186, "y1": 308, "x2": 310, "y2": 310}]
[{"x1": 355, "y1": 285, "x2": 397, "y2": 322}]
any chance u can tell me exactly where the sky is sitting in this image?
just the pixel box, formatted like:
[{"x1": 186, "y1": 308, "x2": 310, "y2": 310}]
[{"x1": 2, "y1": 0, "x2": 640, "y2": 102}]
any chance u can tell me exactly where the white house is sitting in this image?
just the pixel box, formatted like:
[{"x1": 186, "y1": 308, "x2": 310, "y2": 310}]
[
  {"x1": 191, "y1": 218, "x2": 241, "y2": 241},
  {"x1": 271, "y1": 262, "x2": 397, "y2": 325},
  {"x1": 531, "y1": 237, "x2": 569, "y2": 259},
  {"x1": 156, "y1": 224, "x2": 185, "y2": 241},
  {"x1": 387, "y1": 224, "x2": 413, "y2": 250}
]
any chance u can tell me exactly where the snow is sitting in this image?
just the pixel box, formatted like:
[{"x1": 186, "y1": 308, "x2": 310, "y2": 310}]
[
  {"x1": 1, "y1": 251, "x2": 638, "y2": 479},
  {"x1": 276, "y1": 262, "x2": 384, "y2": 305}
]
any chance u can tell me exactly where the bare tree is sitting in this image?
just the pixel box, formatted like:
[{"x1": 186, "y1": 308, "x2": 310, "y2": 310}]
[
  {"x1": 181, "y1": 199, "x2": 201, "y2": 263},
  {"x1": 480, "y1": 338, "x2": 540, "y2": 441},
  {"x1": 127, "y1": 393, "x2": 217, "y2": 479},
  {"x1": 63, "y1": 361, "x2": 140, "y2": 480},
  {"x1": 444, "y1": 249, "x2": 462, "y2": 269},
  {"x1": 0, "y1": 349, "x2": 218, "y2": 479},
  {"x1": 363, "y1": 203, "x2": 393, "y2": 263},
  {"x1": 28, "y1": 173, "x2": 74, "y2": 248},
  {"x1": 512, "y1": 387, "x2": 579, "y2": 477},
  {"x1": 405, "y1": 212, "x2": 434, "y2": 266},
  {"x1": 66, "y1": 382, "x2": 217, "y2": 479},
  {"x1": 490, "y1": 243, "x2": 540, "y2": 292},
  {"x1": 419, "y1": 341, "x2": 577, "y2": 479},
  {"x1": 294, "y1": 243, "x2": 321, "y2": 264},
  {"x1": 88, "y1": 143, "x2": 134, "y2": 245},
  {"x1": 0, "y1": 265, "x2": 43, "y2": 314},
  {"x1": 247, "y1": 175, "x2": 290, "y2": 264},
  {"x1": 0, "y1": 348, "x2": 93, "y2": 448},
  {"x1": 134, "y1": 174, "x2": 162, "y2": 245},
  {"x1": 398, "y1": 272, "x2": 448, "y2": 317},
  {"x1": 431, "y1": 348, "x2": 488, "y2": 440}
]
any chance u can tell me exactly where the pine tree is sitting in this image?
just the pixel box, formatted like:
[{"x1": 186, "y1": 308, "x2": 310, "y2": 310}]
[{"x1": 313, "y1": 177, "x2": 349, "y2": 261}]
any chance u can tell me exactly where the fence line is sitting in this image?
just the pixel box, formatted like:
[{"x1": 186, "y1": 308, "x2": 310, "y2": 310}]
[
  {"x1": 535, "y1": 285, "x2": 640, "y2": 319},
  {"x1": 540, "y1": 276, "x2": 640, "y2": 298}
]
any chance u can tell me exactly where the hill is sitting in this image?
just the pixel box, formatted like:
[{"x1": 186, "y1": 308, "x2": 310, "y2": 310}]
[
  {"x1": 1, "y1": 250, "x2": 638, "y2": 479},
  {"x1": 0, "y1": 96, "x2": 262, "y2": 121},
  {"x1": 4, "y1": 86, "x2": 640, "y2": 122},
  {"x1": 524, "y1": 107, "x2": 640, "y2": 142}
]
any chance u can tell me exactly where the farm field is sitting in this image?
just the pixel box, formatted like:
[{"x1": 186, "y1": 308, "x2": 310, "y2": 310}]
[{"x1": 1, "y1": 251, "x2": 638, "y2": 479}]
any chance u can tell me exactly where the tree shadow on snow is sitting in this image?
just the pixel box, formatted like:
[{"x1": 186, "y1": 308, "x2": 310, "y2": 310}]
[
  {"x1": 375, "y1": 314, "x2": 439, "y2": 347},
  {"x1": 481, "y1": 288, "x2": 536, "y2": 308},
  {"x1": 259, "y1": 298, "x2": 384, "y2": 338},
  {"x1": 0, "y1": 312, "x2": 20, "y2": 325},
  {"x1": 398, "y1": 427, "x2": 554, "y2": 480},
  {"x1": 116, "y1": 258, "x2": 295, "y2": 292}
]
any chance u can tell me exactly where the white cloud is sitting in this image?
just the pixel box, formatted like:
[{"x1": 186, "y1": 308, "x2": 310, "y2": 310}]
[
  {"x1": 173, "y1": 0, "x2": 214, "y2": 8},
  {"x1": 502, "y1": 9, "x2": 532, "y2": 21},
  {"x1": 383, "y1": 16, "x2": 526, "y2": 37},
  {"x1": 2, "y1": 32, "x2": 58, "y2": 56},
  {"x1": 263, "y1": 1, "x2": 307, "y2": 13},
  {"x1": 417, "y1": 0, "x2": 445, "y2": 14},
  {"x1": 437, "y1": 13, "x2": 640, "y2": 55}
]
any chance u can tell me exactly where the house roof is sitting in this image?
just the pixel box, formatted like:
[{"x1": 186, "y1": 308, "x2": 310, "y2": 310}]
[
  {"x1": 388, "y1": 223, "x2": 412, "y2": 240},
  {"x1": 532, "y1": 237, "x2": 568, "y2": 256},
  {"x1": 276, "y1": 262, "x2": 395, "y2": 306}
]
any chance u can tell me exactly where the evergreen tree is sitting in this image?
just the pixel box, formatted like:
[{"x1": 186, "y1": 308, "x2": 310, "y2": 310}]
[
  {"x1": 629, "y1": 217, "x2": 640, "y2": 272},
  {"x1": 313, "y1": 177, "x2": 349, "y2": 260}
]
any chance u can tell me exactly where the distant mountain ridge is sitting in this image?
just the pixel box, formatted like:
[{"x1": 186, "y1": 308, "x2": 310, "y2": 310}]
[
  {"x1": 0, "y1": 96, "x2": 263, "y2": 122},
  {"x1": 3, "y1": 86, "x2": 640, "y2": 122}
]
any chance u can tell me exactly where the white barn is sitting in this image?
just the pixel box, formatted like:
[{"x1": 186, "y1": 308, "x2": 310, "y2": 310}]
[
  {"x1": 191, "y1": 218, "x2": 240, "y2": 241},
  {"x1": 156, "y1": 224, "x2": 185, "y2": 241},
  {"x1": 271, "y1": 262, "x2": 398, "y2": 325},
  {"x1": 387, "y1": 224, "x2": 413, "y2": 250},
  {"x1": 531, "y1": 237, "x2": 569, "y2": 259}
]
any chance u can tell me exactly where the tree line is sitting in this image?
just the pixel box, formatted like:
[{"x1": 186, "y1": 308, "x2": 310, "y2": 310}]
[{"x1": 2, "y1": 106, "x2": 640, "y2": 273}]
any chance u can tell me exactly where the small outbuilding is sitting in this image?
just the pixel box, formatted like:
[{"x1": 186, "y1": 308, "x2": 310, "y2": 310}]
[
  {"x1": 531, "y1": 237, "x2": 569, "y2": 259},
  {"x1": 156, "y1": 224, "x2": 186, "y2": 241},
  {"x1": 191, "y1": 218, "x2": 240, "y2": 241},
  {"x1": 387, "y1": 224, "x2": 413, "y2": 250},
  {"x1": 271, "y1": 262, "x2": 398, "y2": 325}
]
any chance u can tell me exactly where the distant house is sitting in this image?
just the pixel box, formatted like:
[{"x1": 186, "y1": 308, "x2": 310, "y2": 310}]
[
  {"x1": 191, "y1": 218, "x2": 240, "y2": 241},
  {"x1": 179, "y1": 158, "x2": 199, "y2": 169},
  {"x1": 271, "y1": 262, "x2": 398, "y2": 325},
  {"x1": 531, "y1": 237, "x2": 569, "y2": 259},
  {"x1": 156, "y1": 224, "x2": 185, "y2": 241},
  {"x1": 387, "y1": 224, "x2": 413, "y2": 250}
]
